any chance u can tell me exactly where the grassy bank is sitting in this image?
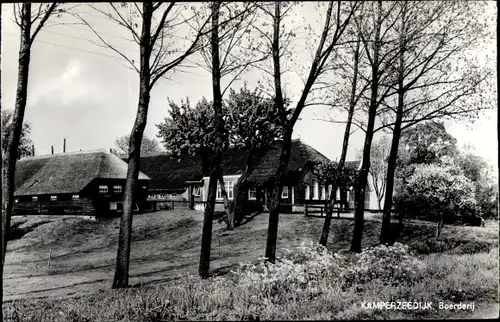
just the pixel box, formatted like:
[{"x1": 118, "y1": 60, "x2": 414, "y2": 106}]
[{"x1": 3, "y1": 210, "x2": 499, "y2": 320}]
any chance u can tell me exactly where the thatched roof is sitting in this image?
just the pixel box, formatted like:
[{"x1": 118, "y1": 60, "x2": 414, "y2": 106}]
[
  {"x1": 137, "y1": 139, "x2": 331, "y2": 190},
  {"x1": 14, "y1": 149, "x2": 150, "y2": 196},
  {"x1": 344, "y1": 160, "x2": 361, "y2": 169}
]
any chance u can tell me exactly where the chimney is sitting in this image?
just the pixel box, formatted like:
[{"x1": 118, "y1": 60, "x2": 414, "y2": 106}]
[
  {"x1": 63, "y1": 138, "x2": 66, "y2": 153},
  {"x1": 31, "y1": 145, "x2": 35, "y2": 156},
  {"x1": 51, "y1": 146, "x2": 54, "y2": 155}
]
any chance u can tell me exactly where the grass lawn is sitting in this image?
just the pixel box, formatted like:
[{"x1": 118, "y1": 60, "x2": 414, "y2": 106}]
[{"x1": 3, "y1": 209, "x2": 499, "y2": 320}]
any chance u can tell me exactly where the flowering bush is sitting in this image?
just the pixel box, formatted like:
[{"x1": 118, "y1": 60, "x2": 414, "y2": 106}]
[
  {"x1": 341, "y1": 243, "x2": 425, "y2": 287},
  {"x1": 231, "y1": 240, "x2": 347, "y2": 299}
]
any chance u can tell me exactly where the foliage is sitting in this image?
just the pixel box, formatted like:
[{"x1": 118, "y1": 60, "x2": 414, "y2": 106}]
[
  {"x1": 312, "y1": 160, "x2": 358, "y2": 189},
  {"x1": 394, "y1": 163, "x2": 478, "y2": 222},
  {"x1": 225, "y1": 84, "x2": 286, "y2": 152},
  {"x1": 341, "y1": 243, "x2": 425, "y2": 287},
  {"x1": 455, "y1": 150, "x2": 498, "y2": 219},
  {"x1": 400, "y1": 121, "x2": 458, "y2": 166},
  {"x1": 1, "y1": 109, "x2": 33, "y2": 159},
  {"x1": 111, "y1": 134, "x2": 162, "y2": 157},
  {"x1": 156, "y1": 97, "x2": 224, "y2": 163},
  {"x1": 232, "y1": 241, "x2": 346, "y2": 297}
]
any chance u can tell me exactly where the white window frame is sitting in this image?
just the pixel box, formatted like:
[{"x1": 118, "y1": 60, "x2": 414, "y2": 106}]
[
  {"x1": 217, "y1": 181, "x2": 234, "y2": 200},
  {"x1": 248, "y1": 187, "x2": 257, "y2": 200},
  {"x1": 113, "y1": 185, "x2": 122, "y2": 193},
  {"x1": 32, "y1": 196, "x2": 38, "y2": 201},
  {"x1": 321, "y1": 186, "x2": 326, "y2": 200},
  {"x1": 193, "y1": 186, "x2": 201, "y2": 197},
  {"x1": 313, "y1": 181, "x2": 319, "y2": 200},
  {"x1": 99, "y1": 185, "x2": 108, "y2": 194},
  {"x1": 72, "y1": 194, "x2": 80, "y2": 200},
  {"x1": 170, "y1": 193, "x2": 178, "y2": 198},
  {"x1": 281, "y1": 186, "x2": 289, "y2": 199},
  {"x1": 305, "y1": 185, "x2": 310, "y2": 200},
  {"x1": 50, "y1": 195, "x2": 57, "y2": 201}
]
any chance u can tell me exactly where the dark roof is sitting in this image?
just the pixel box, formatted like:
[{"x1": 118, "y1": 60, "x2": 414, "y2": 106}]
[
  {"x1": 14, "y1": 149, "x2": 150, "y2": 196},
  {"x1": 245, "y1": 140, "x2": 331, "y2": 184},
  {"x1": 137, "y1": 139, "x2": 331, "y2": 190},
  {"x1": 136, "y1": 147, "x2": 249, "y2": 192}
]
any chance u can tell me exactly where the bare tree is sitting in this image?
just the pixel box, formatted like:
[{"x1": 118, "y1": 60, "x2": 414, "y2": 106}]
[
  {"x1": 0, "y1": 5, "x2": 3, "y2": 318},
  {"x1": 349, "y1": 1, "x2": 403, "y2": 252},
  {"x1": 376, "y1": 0, "x2": 494, "y2": 244},
  {"x1": 73, "y1": 2, "x2": 212, "y2": 288},
  {"x1": 2, "y1": 2, "x2": 59, "y2": 272},
  {"x1": 255, "y1": 1, "x2": 360, "y2": 262}
]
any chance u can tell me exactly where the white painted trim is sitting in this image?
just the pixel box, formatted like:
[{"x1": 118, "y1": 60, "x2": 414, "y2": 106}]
[
  {"x1": 203, "y1": 174, "x2": 241, "y2": 181},
  {"x1": 248, "y1": 187, "x2": 257, "y2": 200},
  {"x1": 281, "y1": 186, "x2": 289, "y2": 199}
]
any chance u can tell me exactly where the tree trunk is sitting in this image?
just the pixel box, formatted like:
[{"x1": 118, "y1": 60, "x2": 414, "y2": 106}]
[
  {"x1": 2, "y1": 3, "x2": 32, "y2": 267},
  {"x1": 320, "y1": 33, "x2": 361, "y2": 247},
  {"x1": 233, "y1": 151, "x2": 256, "y2": 226},
  {"x1": 199, "y1": 1, "x2": 224, "y2": 279},
  {"x1": 0, "y1": 6, "x2": 4, "y2": 319},
  {"x1": 112, "y1": 2, "x2": 152, "y2": 289},
  {"x1": 351, "y1": 0, "x2": 382, "y2": 253},
  {"x1": 199, "y1": 163, "x2": 219, "y2": 278},
  {"x1": 380, "y1": 1, "x2": 406, "y2": 246},
  {"x1": 265, "y1": 133, "x2": 292, "y2": 262}
]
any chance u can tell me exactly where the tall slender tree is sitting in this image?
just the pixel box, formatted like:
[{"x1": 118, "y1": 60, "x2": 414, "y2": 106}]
[
  {"x1": 74, "y1": 2, "x2": 212, "y2": 288},
  {"x1": 255, "y1": 1, "x2": 360, "y2": 262},
  {"x1": 2, "y1": 2, "x2": 59, "y2": 270}
]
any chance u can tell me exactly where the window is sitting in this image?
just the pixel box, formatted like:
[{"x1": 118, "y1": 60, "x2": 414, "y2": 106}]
[
  {"x1": 248, "y1": 187, "x2": 257, "y2": 200},
  {"x1": 305, "y1": 185, "x2": 310, "y2": 200},
  {"x1": 217, "y1": 181, "x2": 234, "y2": 200},
  {"x1": 110, "y1": 202, "x2": 118, "y2": 211},
  {"x1": 321, "y1": 186, "x2": 326, "y2": 200},
  {"x1": 113, "y1": 185, "x2": 122, "y2": 193},
  {"x1": 170, "y1": 193, "x2": 178, "y2": 198},
  {"x1": 281, "y1": 186, "x2": 289, "y2": 199},
  {"x1": 32, "y1": 196, "x2": 38, "y2": 201},
  {"x1": 99, "y1": 185, "x2": 108, "y2": 193},
  {"x1": 328, "y1": 185, "x2": 332, "y2": 198},
  {"x1": 72, "y1": 194, "x2": 80, "y2": 200},
  {"x1": 193, "y1": 186, "x2": 201, "y2": 196},
  {"x1": 313, "y1": 180, "x2": 319, "y2": 199},
  {"x1": 50, "y1": 195, "x2": 57, "y2": 201},
  {"x1": 14, "y1": 199, "x2": 19, "y2": 203}
]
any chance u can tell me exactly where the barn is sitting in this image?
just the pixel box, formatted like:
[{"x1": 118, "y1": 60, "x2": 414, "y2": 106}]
[{"x1": 13, "y1": 149, "x2": 150, "y2": 217}]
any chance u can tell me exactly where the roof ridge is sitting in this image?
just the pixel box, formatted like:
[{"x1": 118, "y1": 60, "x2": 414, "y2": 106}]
[{"x1": 19, "y1": 148, "x2": 108, "y2": 160}]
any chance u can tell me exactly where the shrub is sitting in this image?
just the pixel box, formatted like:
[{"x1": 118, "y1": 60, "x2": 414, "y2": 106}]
[
  {"x1": 395, "y1": 164, "x2": 479, "y2": 222},
  {"x1": 231, "y1": 240, "x2": 347, "y2": 300},
  {"x1": 341, "y1": 243, "x2": 426, "y2": 288}
]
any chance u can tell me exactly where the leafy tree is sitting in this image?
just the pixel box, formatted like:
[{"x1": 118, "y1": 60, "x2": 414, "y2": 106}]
[
  {"x1": 157, "y1": 85, "x2": 284, "y2": 230},
  {"x1": 225, "y1": 85, "x2": 285, "y2": 226},
  {"x1": 455, "y1": 150, "x2": 498, "y2": 219},
  {"x1": 111, "y1": 134, "x2": 161, "y2": 157},
  {"x1": 394, "y1": 163, "x2": 478, "y2": 224},
  {"x1": 1, "y1": 110, "x2": 33, "y2": 159}
]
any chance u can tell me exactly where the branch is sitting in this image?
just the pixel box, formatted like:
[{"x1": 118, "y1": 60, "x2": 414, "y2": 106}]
[{"x1": 29, "y1": 3, "x2": 58, "y2": 47}]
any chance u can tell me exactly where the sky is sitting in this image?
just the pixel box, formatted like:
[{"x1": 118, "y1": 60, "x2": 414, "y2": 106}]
[{"x1": 1, "y1": 2, "x2": 498, "y2": 175}]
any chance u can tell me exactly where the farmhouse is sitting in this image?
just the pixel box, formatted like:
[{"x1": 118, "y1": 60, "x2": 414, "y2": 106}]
[
  {"x1": 137, "y1": 139, "x2": 382, "y2": 213},
  {"x1": 13, "y1": 149, "x2": 150, "y2": 217}
]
